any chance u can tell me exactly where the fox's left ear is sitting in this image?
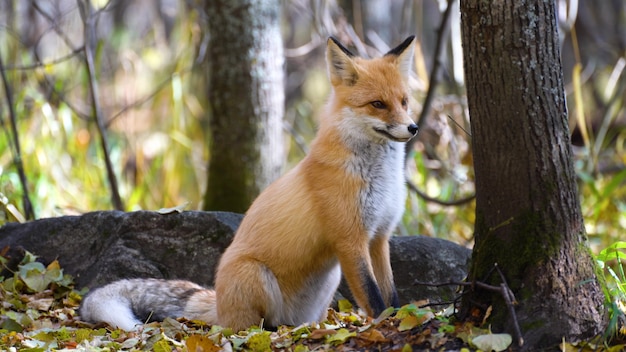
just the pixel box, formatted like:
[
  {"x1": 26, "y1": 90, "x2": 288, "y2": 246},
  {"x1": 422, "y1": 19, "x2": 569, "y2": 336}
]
[{"x1": 385, "y1": 36, "x2": 415, "y2": 80}]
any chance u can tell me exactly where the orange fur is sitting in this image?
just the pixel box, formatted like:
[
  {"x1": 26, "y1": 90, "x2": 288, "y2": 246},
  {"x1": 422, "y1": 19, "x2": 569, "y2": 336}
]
[{"x1": 213, "y1": 36, "x2": 417, "y2": 331}]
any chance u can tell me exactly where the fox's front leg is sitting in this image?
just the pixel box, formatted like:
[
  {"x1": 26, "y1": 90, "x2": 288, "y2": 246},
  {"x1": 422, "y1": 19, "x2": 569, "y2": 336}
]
[
  {"x1": 370, "y1": 234, "x2": 399, "y2": 308},
  {"x1": 335, "y1": 237, "x2": 387, "y2": 317}
]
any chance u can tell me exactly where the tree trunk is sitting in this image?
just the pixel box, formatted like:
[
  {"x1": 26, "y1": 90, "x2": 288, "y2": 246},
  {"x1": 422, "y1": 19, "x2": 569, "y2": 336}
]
[
  {"x1": 202, "y1": 0, "x2": 285, "y2": 213},
  {"x1": 460, "y1": 0, "x2": 606, "y2": 349}
]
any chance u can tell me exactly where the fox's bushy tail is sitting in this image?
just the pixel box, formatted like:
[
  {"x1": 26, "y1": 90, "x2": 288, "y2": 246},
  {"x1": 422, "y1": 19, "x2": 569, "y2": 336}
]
[{"x1": 80, "y1": 278, "x2": 217, "y2": 330}]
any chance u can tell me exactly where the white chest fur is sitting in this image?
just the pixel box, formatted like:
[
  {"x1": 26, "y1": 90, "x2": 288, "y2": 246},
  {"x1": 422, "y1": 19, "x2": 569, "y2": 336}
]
[{"x1": 345, "y1": 140, "x2": 407, "y2": 237}]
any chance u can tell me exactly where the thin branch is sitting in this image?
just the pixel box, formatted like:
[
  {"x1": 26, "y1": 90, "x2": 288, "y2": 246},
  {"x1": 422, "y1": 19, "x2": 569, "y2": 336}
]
[
  {"x1": 30, "y1": 4, "x2": 91, "y2": 120},
  {"x1": 77, "y1": 0, "x2": 124, "y2": 211},
  {"x1": 406, "y1": 177, "x2": 475, "y2": 206},
  {"x1": 405, "y1": 0, "x2": 457, "y2": 161},
  {"x1": 413, "y1": 263, "x2": 524, "y2": 348},
  {"x1": 284, "y1": 35, "x2": 323, "y2": 58},
  {"x1": 31, "y1": 1, "x2": 79, "y2": 53},
  {"x1": 4, "y1": 47, "x2": 84, "y2": 71},
  {"x1": 494, "y1": 263, "x2": 524, "y2": 347},
  {"x1": 0, "y1": 53, "x2": 35, "y2": 220},
  {"x1": 447, "y1": 114, "x2": 471, "y2": 137}
]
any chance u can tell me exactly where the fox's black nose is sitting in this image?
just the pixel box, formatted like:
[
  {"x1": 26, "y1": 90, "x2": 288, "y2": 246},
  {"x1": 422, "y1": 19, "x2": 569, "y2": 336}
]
[{"x1": 408, "y1": 123, "x2": 419, "y2": 135}]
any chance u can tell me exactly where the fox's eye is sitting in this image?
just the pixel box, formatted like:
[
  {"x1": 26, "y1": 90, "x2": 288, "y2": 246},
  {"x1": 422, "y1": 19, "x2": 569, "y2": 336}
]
[
  {"x1": 401, "y1": 97, "x2": 408, "y2": 108},
  {"x1": 370, "y1": 101, "x2": 387, "y2": 109}
]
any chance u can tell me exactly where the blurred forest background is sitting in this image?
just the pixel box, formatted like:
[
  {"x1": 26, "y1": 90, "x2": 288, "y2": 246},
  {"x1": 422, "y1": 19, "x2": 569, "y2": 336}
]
[{"x1": 0, "y1": 0, "x2": 624, "y2": 250}]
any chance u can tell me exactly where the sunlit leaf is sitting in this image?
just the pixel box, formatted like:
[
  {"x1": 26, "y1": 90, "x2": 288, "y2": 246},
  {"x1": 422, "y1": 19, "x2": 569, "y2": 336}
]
[
  {"x1": 157, "y1": 202, "x2": 190, "y2": 214},
  {"x1": 246, "y1": 331, "x2": 272, "y2": 352},
  {"x1": 337, "y1": 299, "x2": 353, "y2": 313},
  {"x1": 294, "y1": 345, "x2": 310, "y2": 352},
  {"x1": 120, "y1": 337, "x2": 141, "y2": 349},
  {"x1": 325, "y1": 328, "x2": 356, "y2": 345},
  {"x1": 187, "y1": 334, "x2": 220, "y2": 352},
  {"x1": 359, "y1": 328, "x2": 387, "y2": 342},
  {"x1": 398, "y1": 315, "x2": 419, "y2": 332},
  {"x1": 471, "y1": 333, "x2": 512, "y2": 352},
  {"x1": 372, "y1": 306, "x2": 395, "y2": 324},
  {"x1": 153, "y1": 339, "x2": 172, "y2": 352},
  {"x1": 27, "y1": 297, "x2": 54, "y2": 311},
  {"x1": 308, "y1": 328, "x2": 336, "y2": 340}
]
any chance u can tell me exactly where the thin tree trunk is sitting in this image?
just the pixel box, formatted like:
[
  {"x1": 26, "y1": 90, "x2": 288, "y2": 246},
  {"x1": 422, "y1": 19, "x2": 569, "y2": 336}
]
[
  {"x1": 460, "y1": 0, "x2": 606, "y2": 348},
  {"x1": 202, "y1": 0, "x2": 285, "y2": 213}
]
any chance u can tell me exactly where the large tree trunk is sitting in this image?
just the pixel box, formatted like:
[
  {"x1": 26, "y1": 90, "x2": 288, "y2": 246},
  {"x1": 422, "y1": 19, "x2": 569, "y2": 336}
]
[
  {"x1": 460, "y1": 0, "x2": 606, "y2": 348},
  {"x1": 202, "y1": 0, "x2": 285, "y2": 213}
]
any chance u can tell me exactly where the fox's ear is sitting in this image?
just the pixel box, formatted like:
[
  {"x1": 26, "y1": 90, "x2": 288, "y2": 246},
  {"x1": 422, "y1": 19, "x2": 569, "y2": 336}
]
[
  {"x1": 385, "y1": 36, "x2": 415, "y2": 80},
  {"x1": 326, "y1": 37, "x2": 358, "y2": 86}
]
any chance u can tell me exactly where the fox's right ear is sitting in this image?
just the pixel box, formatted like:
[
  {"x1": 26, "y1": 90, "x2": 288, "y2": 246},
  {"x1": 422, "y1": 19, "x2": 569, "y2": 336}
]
[{"x1": 326, "y1": 37, "x2": 358, "y2": 86}]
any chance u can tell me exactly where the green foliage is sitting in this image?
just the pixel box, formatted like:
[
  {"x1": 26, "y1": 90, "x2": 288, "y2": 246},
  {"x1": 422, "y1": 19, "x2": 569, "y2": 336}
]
[
  {"x1": 0, "y1": 252, "x2": 80, "y2": 350},
  {"x1": 596, "y1": 242, "x2": 626, "y2": 339}
]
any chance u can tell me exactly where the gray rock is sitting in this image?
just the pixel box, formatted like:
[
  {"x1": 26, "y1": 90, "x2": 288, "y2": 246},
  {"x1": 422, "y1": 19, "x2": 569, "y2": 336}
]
[{"x1": 0, "y1": 210, "x2": 470, "y2": 305}]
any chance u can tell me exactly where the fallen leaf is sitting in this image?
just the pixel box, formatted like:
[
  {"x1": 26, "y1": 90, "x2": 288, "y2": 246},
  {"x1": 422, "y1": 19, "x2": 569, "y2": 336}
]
[
  {"x1": 157, "y1": 202, "x2": 189, "y2": 214},
  {"x1": 246, "y1": 331, "x2": 272, "y2": 352},
  {"x1": 398, "y1": 315, "x2": 419, "y2": 332},
  {"x1": 326, "y1": 328, "x2": 356, "y2": 345},
  {"x1": 337, "y1": 299, "x2": 353, "y2": 313},
  {"x1": 372, "y1": 307, "x2": 395, "y2": 324},
  {"x1": 153, "y1": 339, "x2": 172, "y2": 352},
  {"x1": 27, "y1": 297, "x2": 54, "y2": 311},
  {"x1": 472, "y1": 333, "x2": 512, "y2": 352},
  {"x1": 187, "y1": 334, "x2": 220, "y2": 352},
  {"x1": 359, "y1": 328, "x2": 387, "y2": 343},
  {"x1": 19, "y1": 262, "x2": 63, "y2": 293},
  {"x1": 309, "y1": 328, "x2": 337, "y2": 339}
]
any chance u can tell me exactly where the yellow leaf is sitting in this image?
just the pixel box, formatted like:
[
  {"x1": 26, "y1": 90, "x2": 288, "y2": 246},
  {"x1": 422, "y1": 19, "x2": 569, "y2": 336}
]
[
  {"x1": 294, "y1": 345, "x2": 310, "y2": 352},
  {"x1": 325, "y1": 328, "x2": 356, "y2": 345},
  {"x1": 398, "y1": 315, "x2": 419, "y2": 332},
  {"x1": 186, "y1": 334, "x2": 220, "y2": 352},
  {"x1": 246, "y1": 331, "x2": 272, "y2": 352},
  {"x1": 337, "y1": 299, "x2": 353, "y2": 313},
  {"x1": 46, "y1": 260, "x2": 61, "y2": 271},
  {"x1": 152, "y1": 340, "x2": 171, "y2": 352}
]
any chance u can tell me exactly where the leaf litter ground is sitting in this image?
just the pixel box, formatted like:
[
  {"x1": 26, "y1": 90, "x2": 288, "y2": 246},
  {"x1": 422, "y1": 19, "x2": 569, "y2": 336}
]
[{"x1": 1, "y1": 252, "x2": 624, "y2": 351}]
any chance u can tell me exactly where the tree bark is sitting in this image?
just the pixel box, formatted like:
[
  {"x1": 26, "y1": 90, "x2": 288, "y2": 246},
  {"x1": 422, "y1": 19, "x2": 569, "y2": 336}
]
[
  {"x1": 202, "y1": 0, "x2": 285, "y2": 213},
  {"x1": 460, "y1": 0, "x2": 606, "y2": 348}
]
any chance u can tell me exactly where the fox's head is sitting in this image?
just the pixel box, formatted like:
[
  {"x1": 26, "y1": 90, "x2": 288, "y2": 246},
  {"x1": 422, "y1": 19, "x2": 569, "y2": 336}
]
[{"x1": 325, "y1": 36, "x2": 418, "y2": 143}]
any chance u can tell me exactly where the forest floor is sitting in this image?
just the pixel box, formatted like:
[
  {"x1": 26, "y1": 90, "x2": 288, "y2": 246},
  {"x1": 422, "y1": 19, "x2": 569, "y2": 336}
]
[{"x1": 0, "y1": 253, "x2": 623, "y2": 351}]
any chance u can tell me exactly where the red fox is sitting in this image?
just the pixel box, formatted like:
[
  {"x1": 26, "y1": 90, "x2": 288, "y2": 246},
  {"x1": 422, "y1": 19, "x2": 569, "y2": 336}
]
[{"x1": 80, "y1": 36, "x2": 418, "y2": 332}]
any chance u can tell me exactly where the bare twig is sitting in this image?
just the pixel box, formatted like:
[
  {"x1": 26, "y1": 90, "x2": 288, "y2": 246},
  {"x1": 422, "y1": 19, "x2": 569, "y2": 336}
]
[
  {"x1": 31, "y1": 1, "x2": 79, "y2": 52},
  {"x1": 0, "y1": 53, "x2": 35, "y2": 220},
  {"x1": 405, "y1": 0, "x2": 457, "y2": 161},
  {"x1": 77, "y1": 0, "x2": 124, "y2": 211},
  {"x1": 4, "y1": 47, "x2": 84, "y2": 71},
  {"x1": 31, "y1": 4, "x2": 91, "y2": 120},
  {"x1": 406, "y1": 177, "x2": 475, "y2": 206},
  {"x1": 413, "y1": 263, "x2": 524, "y2": 347},
  {"x1": 494, "y1": 263, "x2": 523, "y2": 347},
  {"x1": 284, "y1": 35, "x2": 323, "y2": 57}
]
